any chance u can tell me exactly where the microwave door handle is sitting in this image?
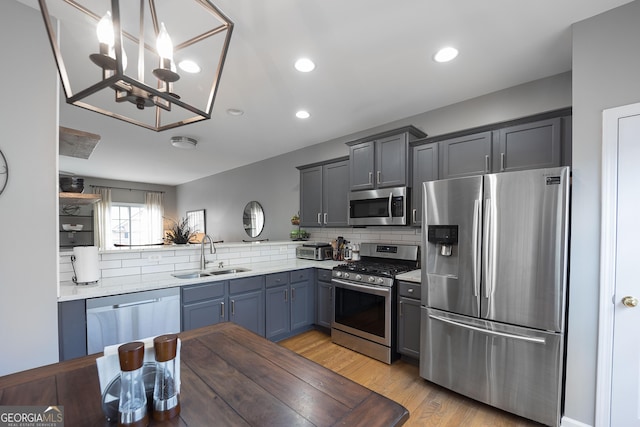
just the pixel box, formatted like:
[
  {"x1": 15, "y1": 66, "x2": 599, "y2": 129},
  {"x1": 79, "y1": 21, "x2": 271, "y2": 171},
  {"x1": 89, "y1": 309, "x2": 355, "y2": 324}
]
[{"x1": 388, "y1": 193, "x2": 393, "y2": 218}]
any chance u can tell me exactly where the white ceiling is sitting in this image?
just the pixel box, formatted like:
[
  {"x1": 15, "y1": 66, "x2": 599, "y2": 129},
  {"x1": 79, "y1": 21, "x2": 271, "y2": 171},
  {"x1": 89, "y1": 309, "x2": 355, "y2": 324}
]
[{"x1": 47, "y1": 0, "x2": 632, "y2": 186}]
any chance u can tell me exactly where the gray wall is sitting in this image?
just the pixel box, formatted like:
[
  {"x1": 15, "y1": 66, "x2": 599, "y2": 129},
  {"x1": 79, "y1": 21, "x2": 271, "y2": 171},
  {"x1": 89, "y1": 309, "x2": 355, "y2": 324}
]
[
  {"x1": 566, "y1": 1, "x2": 640, "y2": 425},
  {"x1": 178, "y1": 72, "x2": 571, "y2": 242},
  {"x1": 0, "y1": 1, "x2": 59, "y2": 375}
]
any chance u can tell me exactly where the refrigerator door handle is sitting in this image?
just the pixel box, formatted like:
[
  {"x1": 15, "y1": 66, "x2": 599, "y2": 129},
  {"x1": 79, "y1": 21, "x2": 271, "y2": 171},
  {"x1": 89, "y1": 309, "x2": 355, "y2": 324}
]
[
  {"x1": 428, "y1": 314, "x2": 547, "y2": 344},
  {"x1": 483, "y1": 199, "x2": 493, "y2": 300},
  {"x1": 472, "y1": 199, "x2": 481, "y2": 297}
]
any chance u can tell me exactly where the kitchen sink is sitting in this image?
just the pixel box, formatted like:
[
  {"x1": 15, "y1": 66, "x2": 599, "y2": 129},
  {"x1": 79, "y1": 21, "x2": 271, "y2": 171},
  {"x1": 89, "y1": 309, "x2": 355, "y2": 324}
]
[
  {"x1": 172, "y1": 272, "x2": 212, "y2": 279},
  {"x1": 208, "y1": 267, "x2": 251, "y2": 275},
  {"x1": 172, "y1": 267, "x2": 251, "y2": 279}
]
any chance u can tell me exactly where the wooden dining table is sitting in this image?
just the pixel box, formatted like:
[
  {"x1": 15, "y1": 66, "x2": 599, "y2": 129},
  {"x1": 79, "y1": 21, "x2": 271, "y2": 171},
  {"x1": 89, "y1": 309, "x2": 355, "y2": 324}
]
[{"x1": 0, "y1": 322, "x2": 409, "y2": 426}]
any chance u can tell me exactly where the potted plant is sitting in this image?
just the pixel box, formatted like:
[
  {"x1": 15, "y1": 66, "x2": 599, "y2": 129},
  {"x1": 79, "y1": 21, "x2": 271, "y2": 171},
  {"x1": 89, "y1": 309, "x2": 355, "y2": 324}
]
[{"x1": 165, "y1": 217, "x2": 196, "y2": 244}]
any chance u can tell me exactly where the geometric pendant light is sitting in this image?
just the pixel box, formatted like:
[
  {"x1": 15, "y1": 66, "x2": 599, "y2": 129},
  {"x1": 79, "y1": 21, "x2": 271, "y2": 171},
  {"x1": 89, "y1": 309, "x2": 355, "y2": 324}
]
[{"x1": 37, "y1": 0, "x2": 234, "y2": 131}]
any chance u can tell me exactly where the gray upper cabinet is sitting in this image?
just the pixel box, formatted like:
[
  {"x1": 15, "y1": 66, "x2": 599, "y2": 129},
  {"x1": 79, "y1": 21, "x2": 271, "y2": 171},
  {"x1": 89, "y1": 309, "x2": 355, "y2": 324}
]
[
  {"x1": 347, "y1": 126, "x2": 427, "y2": 191},
  {"x1": 349, "y1": 141, "x2": 375, "y2": 191},
  {"x1": 495, "y1": 117, "x2": 561, "y2": 172},
  {"x1": 411, "y1": 142, "x2": 439, "y2": 226},
  {"x1": 298, "y1": 158, "x2": 349, "y2": 227},
  {"x1": 440, "y1": 131, "x2": 493, "y2": 179}
]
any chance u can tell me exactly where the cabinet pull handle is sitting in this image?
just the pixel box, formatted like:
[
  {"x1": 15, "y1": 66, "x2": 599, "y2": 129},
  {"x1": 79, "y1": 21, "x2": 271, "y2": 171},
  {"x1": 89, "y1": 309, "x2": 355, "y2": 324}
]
[
  {"x1": 231, "y1": 300, "x2": 235, "y2": 316},
  {"x1": 500, "y1": 152, "x2": 505, "y2": 171},
  {"x1": 368, "y1": 172, "x2": 373, "y2": 185},
  {"x1": 485, "y1": 155, "x2": 490, "y2": 173},
  {"x1": 377, "y1": 170, "x2": 381, "y2": 184},
  {"x1": 292, "y1": 288, "x2": 296, "y2": 300},
  {"x1": 323, "y1": 213, "x2": 328, "y2": 224},
  {"x1": 220, "y1": 301, "x2": 225, "y2": 318},
  {"x1": 284, "y1": 290, "x2": 288, "y2": 302},
  {"x1": 412, "y1": 209, "x2": 417, "y2": 224},
  {"x1": 317, "y1": 213, "x2": 322, "y2": 224},
  {"x1": 399, "y1": 301, "x2": 403, "y2": 316}
]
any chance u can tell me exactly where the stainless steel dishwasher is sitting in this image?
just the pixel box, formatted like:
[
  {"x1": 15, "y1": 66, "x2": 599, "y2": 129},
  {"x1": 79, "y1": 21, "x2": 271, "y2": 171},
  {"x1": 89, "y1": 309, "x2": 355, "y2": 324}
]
[{"x1": 86, "y1": 287, "x2": 180, "y2": 354}]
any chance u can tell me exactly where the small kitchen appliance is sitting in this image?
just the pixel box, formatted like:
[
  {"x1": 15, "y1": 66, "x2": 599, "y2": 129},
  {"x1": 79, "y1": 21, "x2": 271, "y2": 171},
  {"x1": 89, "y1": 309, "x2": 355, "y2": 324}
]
[
  {"x1": 331, "y1": 243, "x2": 419, "y2": 363},
  {"x1": 295, "y1": 242, "x2": 332, "y2": 260}
]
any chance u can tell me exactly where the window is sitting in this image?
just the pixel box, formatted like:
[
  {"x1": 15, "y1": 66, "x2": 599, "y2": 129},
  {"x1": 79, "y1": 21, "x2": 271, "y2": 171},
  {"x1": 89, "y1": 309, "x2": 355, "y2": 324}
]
[{"x1": 111, "y1": 204, "x2": 145, "y2": 246}]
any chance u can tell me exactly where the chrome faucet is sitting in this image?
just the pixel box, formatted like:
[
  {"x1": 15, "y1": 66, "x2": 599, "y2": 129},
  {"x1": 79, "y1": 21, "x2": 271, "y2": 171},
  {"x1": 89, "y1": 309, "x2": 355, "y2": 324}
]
[{"x1": 200, "y1": 234, "x2": 216, "y2": 270}]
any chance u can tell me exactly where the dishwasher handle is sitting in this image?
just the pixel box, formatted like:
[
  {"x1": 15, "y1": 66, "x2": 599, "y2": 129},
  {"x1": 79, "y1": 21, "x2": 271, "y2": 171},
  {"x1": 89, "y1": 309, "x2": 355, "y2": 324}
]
[{"x1": 113, "y1": 298, "x2": 161, "y2": 309}]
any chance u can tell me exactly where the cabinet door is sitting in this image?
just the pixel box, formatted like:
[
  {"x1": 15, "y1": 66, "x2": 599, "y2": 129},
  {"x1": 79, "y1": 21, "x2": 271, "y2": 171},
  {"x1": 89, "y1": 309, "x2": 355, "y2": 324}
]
[
  {"x1": 397, "y1": 297, "x2": 421, "y2": 358},
  {"x1": 316, "y1": 280, "x2": 333, "y2": 328},
  {"x1": 411, "y1": 142, "x2": 439, "y2": 226},
  {"x1": 349, "y1": 141, "x2": 375, "y2": 191},
  {"x1": 376, "y1": 133, "x2": 408, "y2": 188},
  {"x1": 266, "y1": 285, "x2": 290, "y2": 339},
  {"x1": 183, "y1": 297, "x2": 226, "y2": 331},
  {"x1": 496, "y1": 118, "x2": 561, "y2": 172},
  {"x1": 300, "y1": 165, "x2": 323, "y2": 227},
  {"x1": 58, "y1": 300, "x2": 87, "y2": 361},
  {"x1": 440, "y1": 131, "x2": 493, "y2": 179},
  {"x1": 322, "y1": 160, "x2": 349, "y2": 227},
  {"x1": 230, "y1": 290, "x2": 265, "y2": 336},
  {"x1": 291, "y1": 280, "x2": 314, "y2": 330}
]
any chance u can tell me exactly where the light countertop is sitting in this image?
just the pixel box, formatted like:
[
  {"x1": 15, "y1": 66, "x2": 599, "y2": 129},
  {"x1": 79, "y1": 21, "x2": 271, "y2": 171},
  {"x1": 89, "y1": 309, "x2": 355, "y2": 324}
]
[
  {"x1": 396, "y1": 269, "x2": 421, "y2": 283},
  {"x1": 59, "y1": 259, "x2": 341, "y2": 302}
]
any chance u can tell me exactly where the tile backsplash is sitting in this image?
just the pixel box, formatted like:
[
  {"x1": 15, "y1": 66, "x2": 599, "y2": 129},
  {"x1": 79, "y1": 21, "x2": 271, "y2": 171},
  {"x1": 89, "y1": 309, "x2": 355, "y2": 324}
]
[{"x1": 59, "y1": 227, "x2": 422, "y2": 282}]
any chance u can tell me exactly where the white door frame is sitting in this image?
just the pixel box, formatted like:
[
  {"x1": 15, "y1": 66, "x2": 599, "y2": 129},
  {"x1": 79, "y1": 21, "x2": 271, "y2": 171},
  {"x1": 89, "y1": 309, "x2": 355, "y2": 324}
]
[{"x1": 595, "y1": 101, "x2": 640, "y2": 426}]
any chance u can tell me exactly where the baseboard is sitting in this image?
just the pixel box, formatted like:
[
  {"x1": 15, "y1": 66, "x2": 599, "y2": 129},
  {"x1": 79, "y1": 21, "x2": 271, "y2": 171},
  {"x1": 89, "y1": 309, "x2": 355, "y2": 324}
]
[{"x1": 561, "y1": 415, "x2": 593, "y2": 427}]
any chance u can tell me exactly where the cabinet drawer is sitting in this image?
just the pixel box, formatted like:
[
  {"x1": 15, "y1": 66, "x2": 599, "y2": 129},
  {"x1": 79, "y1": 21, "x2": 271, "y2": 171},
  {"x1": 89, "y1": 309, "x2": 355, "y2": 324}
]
[
  {"x1": 229, "y1": 276, "x2": 264, "y2": 295},
  {"x1": 182, "y1": 281, "x2": 225, "y2": 304},
  {"x1": 317, "y1": 269, "x2": 332, "y2": 282},
  {"x1": 266, "y1": 272, "x2": 289, "y2": 288},
  {"x1": 398, "y1": 281, "x2": 420, "y2": 299},
  {"x1": 290, "y1": 269, "x2": 311, "y2": 283}
]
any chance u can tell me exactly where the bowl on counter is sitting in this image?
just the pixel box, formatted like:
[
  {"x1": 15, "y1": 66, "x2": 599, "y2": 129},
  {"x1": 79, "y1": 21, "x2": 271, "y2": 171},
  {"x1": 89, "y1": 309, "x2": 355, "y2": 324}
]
[{"x1": 62, "y1": 224, "x2": 84, "y2": 231}]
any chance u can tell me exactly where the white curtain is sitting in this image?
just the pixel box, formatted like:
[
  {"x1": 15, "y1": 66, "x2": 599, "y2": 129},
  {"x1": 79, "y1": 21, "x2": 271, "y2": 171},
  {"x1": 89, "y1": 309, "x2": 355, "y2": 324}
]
[
  {"x1": 93, "y1": 187, "x2": 112, "y2": 250},
  {"x1": 144, "y1": 191, "x2": 164, "y2": 244}
]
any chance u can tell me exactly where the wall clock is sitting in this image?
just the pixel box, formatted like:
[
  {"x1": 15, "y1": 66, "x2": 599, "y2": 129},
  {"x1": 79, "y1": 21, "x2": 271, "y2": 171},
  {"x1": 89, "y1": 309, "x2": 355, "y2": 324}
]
[{"x1": 0, "y1": 149, "x2": 7, "y2": 196}]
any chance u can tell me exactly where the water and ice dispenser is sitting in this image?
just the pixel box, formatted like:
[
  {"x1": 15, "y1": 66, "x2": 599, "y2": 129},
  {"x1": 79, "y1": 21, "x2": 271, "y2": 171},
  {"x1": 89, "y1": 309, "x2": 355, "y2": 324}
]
[{"x1": 427, "y1": 225, "x2": 458, "y2": 257}]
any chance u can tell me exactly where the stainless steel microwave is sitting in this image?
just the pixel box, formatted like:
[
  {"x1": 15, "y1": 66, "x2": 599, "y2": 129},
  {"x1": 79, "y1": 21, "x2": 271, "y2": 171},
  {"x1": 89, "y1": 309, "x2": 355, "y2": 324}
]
[{"x1": 348, "y1": 187, "x2": 408, "y2": 226}]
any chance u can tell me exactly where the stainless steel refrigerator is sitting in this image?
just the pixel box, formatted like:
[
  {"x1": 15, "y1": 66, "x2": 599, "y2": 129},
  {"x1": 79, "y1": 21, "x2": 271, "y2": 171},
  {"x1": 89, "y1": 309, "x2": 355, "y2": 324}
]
[{"x1": 420, "y1": 166, "x2": 570, "y2": 427}]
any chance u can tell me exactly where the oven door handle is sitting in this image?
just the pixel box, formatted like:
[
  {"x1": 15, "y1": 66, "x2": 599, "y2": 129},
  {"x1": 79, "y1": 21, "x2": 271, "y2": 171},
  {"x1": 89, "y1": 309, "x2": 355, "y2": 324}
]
[{"x1": 332, "y1": 278, "x2": 391, "y2": 297}]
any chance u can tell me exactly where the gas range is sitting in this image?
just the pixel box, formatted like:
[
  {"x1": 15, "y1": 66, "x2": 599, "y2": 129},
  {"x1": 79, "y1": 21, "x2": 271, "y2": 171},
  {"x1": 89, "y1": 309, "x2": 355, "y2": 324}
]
[{"x1": 331, "y1": 243, "x2": 420, "y2": 288}]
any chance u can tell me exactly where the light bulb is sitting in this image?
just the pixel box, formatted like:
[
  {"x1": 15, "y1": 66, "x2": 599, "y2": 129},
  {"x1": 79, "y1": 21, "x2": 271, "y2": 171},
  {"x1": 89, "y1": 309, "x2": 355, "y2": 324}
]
[
  {"x1": 96, "y1": 11, "x2": 114, "y2": 47},
  {"x1": 156, "y1": 22, "x2": 174, "y2": 61}
]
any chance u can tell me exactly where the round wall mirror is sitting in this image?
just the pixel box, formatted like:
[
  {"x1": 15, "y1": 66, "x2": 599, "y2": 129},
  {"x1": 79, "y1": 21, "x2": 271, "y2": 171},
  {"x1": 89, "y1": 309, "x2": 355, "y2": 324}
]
[{"x1": 243, "y1": 201, "x2": 265, "y2": 238}]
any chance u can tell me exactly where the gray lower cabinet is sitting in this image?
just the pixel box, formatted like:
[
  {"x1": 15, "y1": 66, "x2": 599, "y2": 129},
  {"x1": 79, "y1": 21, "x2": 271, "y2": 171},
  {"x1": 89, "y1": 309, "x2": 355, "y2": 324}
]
[
  {"x1": 411, "y1": 142, "x2": 439, "y2": 226},
  {"x1": 266, "y1": 269, "x2": 314, "y2": 341},
  {"x1": 58, "y1": 299, "x2": 87, "y2": 361},
  {"x1": 229, "y1": 276, "x2": 265, "y2": 336},
  {"x1": 298, "y1": 158, "x2": 349, "y2": 227},
  {"x1": 315, "y1": 269, "x2": 333, "y2": 329},
  {"x1": 397, "y1": 281, "x2": 421, "y2": 359},
  {"x1": 182, "y1": 281, "x2": 227, "y2": 331}
]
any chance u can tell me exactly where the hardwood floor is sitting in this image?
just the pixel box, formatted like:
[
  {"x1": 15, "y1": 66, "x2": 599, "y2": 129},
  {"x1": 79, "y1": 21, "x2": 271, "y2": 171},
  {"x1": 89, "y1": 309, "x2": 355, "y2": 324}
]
[{"x1": 279, "y1": 329, "x2": 543, "y2": 427}]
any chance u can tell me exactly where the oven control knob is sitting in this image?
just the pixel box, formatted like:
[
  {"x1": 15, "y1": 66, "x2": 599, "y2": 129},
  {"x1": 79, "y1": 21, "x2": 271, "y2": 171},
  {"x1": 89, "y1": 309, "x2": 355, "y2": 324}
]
[
  {"x1": 335, "y1": 271, "x2": 342, "y2": 278},
  {"x1": 368, "y1": 276, "x2": 375, "y2": 283},
  {"x1": 355, "y1": 274, "x2": 362, "y2": 281},
  {"x1": 344, "y1": 273, "x2": 350, "y2": 279},
  {"x1": 377, "y1": 278, "x2": 385, "y2": 284}
]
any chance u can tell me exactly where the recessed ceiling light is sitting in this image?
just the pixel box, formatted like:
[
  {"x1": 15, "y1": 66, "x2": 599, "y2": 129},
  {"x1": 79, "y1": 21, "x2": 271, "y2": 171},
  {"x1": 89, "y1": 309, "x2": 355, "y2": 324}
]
[
  {"x1": 227, "y1": 108, "x2": 244, "y2": 116},
  {"x1": 178, "y1": 60, "x2": 201, "y2": 73},
  {"x1": 296, "y1": 110, "x2": 310, "y2": 119},
  {"x1": 433, "y1": 47, "x2": 459, "y2": 63},
  {"x1": 294, "y1": 58, "x2": 315, "y2": 72},
  {"x1": 170, "y1": 136, "x2": 198, "y2": 149}
]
